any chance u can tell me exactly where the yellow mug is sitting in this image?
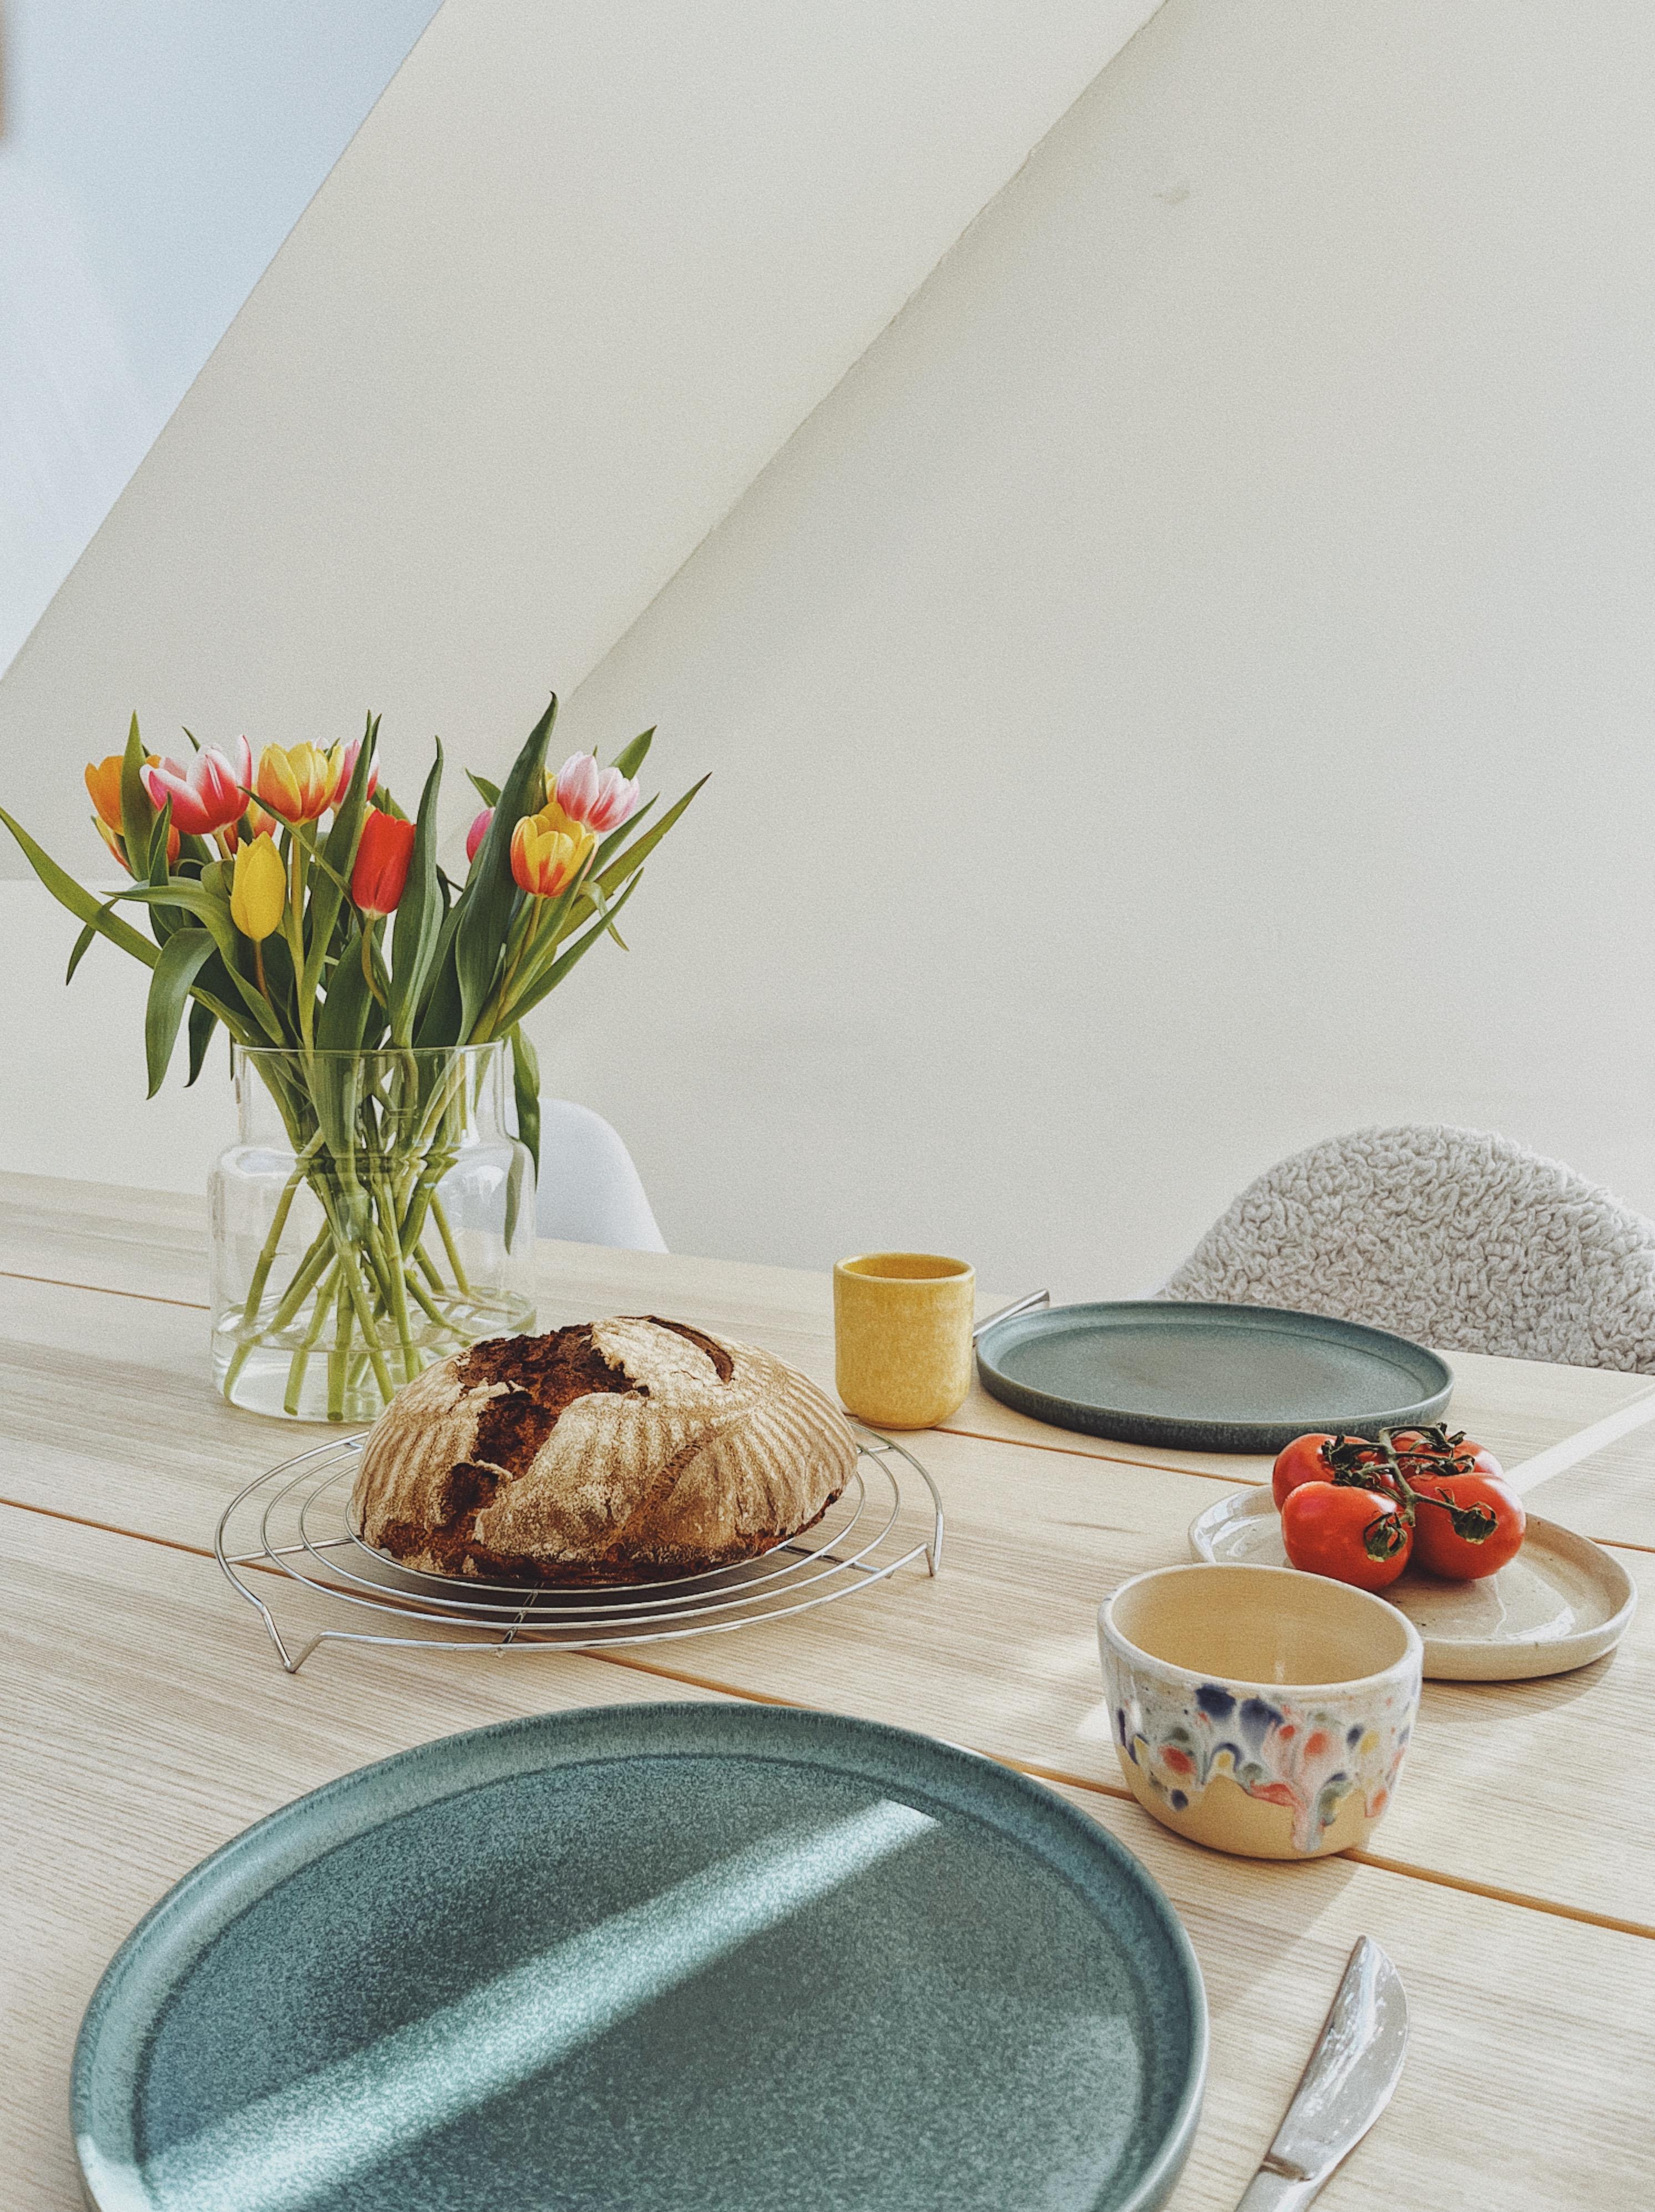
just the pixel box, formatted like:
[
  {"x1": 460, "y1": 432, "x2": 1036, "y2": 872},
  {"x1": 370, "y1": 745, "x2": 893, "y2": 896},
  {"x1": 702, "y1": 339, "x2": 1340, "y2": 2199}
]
[{"x1": 833, "y1": 1252, "x2": 975, "y2": 1429}]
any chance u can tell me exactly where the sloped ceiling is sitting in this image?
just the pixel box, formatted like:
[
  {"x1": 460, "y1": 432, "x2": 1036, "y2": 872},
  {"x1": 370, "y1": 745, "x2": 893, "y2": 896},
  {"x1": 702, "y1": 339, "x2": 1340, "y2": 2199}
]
[{"x1": 0, "y1": 0, "x2": 1162, "y2": 868}]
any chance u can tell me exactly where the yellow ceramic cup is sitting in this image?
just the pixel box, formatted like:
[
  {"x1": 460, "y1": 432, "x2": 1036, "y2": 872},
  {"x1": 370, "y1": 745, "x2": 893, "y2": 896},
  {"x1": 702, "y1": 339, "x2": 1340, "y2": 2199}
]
[{"x1": 833, "y1": 1252, "x2": 975, "y2": 1430}]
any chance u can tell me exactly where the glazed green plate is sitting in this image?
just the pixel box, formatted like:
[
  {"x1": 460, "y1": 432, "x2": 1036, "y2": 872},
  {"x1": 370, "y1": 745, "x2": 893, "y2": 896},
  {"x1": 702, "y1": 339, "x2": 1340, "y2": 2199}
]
[
  {"x1": 73, "y1": 1703, "x2": 1207, "y2": 2212},
  {"x1": 975, "y1": 1300, "x2": 1452, "y2": 1453}
]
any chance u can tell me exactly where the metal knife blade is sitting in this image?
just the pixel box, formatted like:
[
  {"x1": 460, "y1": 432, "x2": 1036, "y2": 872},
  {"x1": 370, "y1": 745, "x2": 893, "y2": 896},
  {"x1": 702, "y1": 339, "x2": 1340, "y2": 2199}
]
[{"x1": 1233, "y1": 1937, "x2": 1409, "y2": 2211}]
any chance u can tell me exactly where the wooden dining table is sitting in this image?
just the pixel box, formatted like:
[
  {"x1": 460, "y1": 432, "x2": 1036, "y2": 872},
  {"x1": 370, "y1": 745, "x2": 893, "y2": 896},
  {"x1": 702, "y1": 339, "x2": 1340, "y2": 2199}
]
[{"x1": 4, "y1": 1167, "x2": 1653, "y2": 2210}]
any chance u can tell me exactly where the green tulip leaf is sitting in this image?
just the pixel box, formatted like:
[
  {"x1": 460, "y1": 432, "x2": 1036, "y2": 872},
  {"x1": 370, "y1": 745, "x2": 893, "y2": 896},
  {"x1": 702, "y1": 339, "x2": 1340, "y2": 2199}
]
[
  {"x1": 1, "y1": 806, "x2": 160, "y2": 971},
  {"x1": 119, "y1": 714, "x2": 159, "y2": 918},
  {"x1": 509, "y1": 1022, "x2": 541, "y2": 1183},
  {"x1": 454, "y1": 695, "x2": 558, "y2": 1038},
  {"x1": 610, "y1": 726, "x2": 655, "y2": 780},
  {"x1": 186, "y1": 998, "x2": 219, "y2": 1087},
  {"x1": 144, "y1": 928, "x2": 219, "y2": 1096},
  {"x1": 317, "y1": 925, "x2": 375, "y2": 1053},
  {"x1": 389, "y1": 740, "x2": 444, "y2": 1047},
  {"x1": 507, "y1": 875, "x2": 641, "y2": 1026}
]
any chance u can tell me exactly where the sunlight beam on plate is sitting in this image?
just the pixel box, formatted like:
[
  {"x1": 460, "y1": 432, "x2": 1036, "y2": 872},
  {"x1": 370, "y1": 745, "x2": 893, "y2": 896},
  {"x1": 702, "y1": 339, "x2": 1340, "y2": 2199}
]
[{"x1": 82, "y1": 1797, "x2": 937, "y2": 2212}]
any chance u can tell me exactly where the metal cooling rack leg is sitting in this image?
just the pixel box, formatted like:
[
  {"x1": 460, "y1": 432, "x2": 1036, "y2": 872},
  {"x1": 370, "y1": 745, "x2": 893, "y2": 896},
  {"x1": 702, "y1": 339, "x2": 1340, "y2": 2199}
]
[{"x1": 857, "y1": 1432, "x2": 945, "y2": 1577}]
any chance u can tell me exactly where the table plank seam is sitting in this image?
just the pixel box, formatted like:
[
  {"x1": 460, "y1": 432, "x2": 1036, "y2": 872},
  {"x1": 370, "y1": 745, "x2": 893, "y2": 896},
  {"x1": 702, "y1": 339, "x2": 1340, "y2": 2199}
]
[
  {"x1": 584, "y1": 1644, "x2": 1655, "y2": 1941},
  {"x1": 936, "y1": 1420, "x2": 1262, "y2": 1486},
  {"x1": 0, "y1": 1267, "x2": 210, "y2": 1313},
  {"x1": 7, "y1": 1491, "x2": 1655, "y2": 1951}
]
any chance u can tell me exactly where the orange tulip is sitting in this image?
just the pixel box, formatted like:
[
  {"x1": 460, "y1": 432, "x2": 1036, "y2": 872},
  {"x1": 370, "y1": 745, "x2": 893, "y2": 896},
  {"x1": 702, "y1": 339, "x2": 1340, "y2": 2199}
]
[
  {"x1": 255, "y1": 742, "x2": 335, "y2": 824},
  {"x1": 86, "y1": 750, "x2": 181, "y2": 863},
  {"x1": 84, "y1": 755, "x2": 128, "y2": 832},
  {"x1": 510, "y1": 806, "x2": 594, "y2": 899},
  {"x1": 91, "y1": 805, "x2": 179, "y2": 871},
  {"x1": 93, "y1": 816, "x2": 130, "y2": 875}
]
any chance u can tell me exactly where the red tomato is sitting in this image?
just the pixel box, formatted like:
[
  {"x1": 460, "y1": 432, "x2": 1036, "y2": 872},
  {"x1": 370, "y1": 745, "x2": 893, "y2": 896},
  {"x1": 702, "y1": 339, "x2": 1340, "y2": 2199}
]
[
  {"x1": 1272, "y1": 1433, "x2": 1339, "y2": 1508},
  {"x1": 1389, "y1": 1427, "x2": 1504, "y2": 1484},
  {"x1": 1407, "y1": 1470, "x2": 1525, "y2": 1579},
  {"x1": 1281, "y1": 1481, "x2": 1413, "y2": 1592}
]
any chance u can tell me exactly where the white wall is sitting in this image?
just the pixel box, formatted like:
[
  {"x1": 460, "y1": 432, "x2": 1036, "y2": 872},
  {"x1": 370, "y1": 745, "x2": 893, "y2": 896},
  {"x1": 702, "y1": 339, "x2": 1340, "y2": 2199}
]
[
  {"x1": 0, "y1": 0, "x2": 1160, "y2": 861},
  {"x1": 7, "y1": 0, "x2": 1655, "y2": 1306},
  {"x1": 536, "y1": 0, "x2": 1655, "y2": 1294}
]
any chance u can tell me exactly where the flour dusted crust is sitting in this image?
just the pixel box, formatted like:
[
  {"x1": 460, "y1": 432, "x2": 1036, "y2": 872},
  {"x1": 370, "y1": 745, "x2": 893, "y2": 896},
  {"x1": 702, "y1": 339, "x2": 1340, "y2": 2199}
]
[{"x1": 350, "y1": 1316, "x2": 859, "y2": 1584}]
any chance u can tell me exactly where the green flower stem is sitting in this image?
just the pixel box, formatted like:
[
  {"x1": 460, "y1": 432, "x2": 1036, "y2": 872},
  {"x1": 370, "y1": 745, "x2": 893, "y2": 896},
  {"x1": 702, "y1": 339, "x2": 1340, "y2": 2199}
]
[
  {"x1": 431, "y1": 1195, "x2": 472, "y2": 1298},
  {"x1": 283, "y1": 1262, "x2": 341, "y2": 1416},
  {"x1": 219, "y1": 1225, "x2": 335, "y2": 1405},
  {"x1": 236, "y1": 1129, "x2": 327, "y2": 1325},
  {"x1": 336, "y1": 1242, "x2": 396, "y2": 1403},
  {"x1": 367, "y1": 1170, "x2": 420, "y2": 1382},
  {"x1": 402, "y1": 1264, "x2": 447, "y2": 1329},
  {"x1": 263, "y1": 1226, "x2": 336, "y2": 1331},
  {"x1": 328, "y1": 1273, "x2": 357, "y2": 1422}
]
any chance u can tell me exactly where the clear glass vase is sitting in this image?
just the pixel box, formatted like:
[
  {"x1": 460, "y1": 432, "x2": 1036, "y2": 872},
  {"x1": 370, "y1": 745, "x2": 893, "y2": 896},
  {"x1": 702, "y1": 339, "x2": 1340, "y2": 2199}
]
[{"x1": 210, "y1": 1043, "x2": 536, "y2": 1422}]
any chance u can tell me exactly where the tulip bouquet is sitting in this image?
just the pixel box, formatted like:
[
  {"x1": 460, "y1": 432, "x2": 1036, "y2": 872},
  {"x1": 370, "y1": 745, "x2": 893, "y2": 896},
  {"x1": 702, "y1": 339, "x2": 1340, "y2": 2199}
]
[{"x1": 2, "y1": 698, "x2": 703, "y2": 1419}]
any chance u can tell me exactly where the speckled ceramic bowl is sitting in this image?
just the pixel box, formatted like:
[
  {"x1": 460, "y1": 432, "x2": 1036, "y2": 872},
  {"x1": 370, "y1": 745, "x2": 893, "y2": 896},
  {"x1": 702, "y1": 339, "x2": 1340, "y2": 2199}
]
[{"x1": 1099, "y1": 1564, "x2": 1423, "y2": 1860}]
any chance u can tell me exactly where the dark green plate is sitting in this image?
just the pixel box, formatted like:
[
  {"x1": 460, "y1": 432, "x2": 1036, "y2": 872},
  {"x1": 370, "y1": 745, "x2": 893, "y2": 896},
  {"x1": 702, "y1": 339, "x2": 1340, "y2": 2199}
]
[
  {"x1": 73, "y1": 1703, "x2": 1206, "y2": 2212},
  {"x1": 975, "y1": 1300, "x2": 1452, "y2": 1453}
]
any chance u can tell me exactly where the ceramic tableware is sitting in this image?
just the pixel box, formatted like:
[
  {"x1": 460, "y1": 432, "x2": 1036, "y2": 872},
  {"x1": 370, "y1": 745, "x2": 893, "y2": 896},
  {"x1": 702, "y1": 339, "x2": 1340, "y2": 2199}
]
[
  {"x1": 1098, "y1": 1563, "x2": 1422, "y2": 1860},
  {"x1": 975, "y1": 1300, "x2": 1452, "y2": 1452},
  {"x1": 834, "y1": 1250, "x2": 975, "y2": 1428},
  {"x1": 1188, "y1": 1486, "x2": 1637, "y2": 1681},
  {"x1": 74, "y1": 1701, "x2": 1207, "y2": 2212}
]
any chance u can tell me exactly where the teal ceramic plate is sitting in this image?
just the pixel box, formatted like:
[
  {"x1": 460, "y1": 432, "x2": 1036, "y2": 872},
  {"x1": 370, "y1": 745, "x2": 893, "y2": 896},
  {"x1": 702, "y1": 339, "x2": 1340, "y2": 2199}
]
[
  {"x1": 74, "y1": 1703, "x2": 1207, "y2": 2212},
  {"x1": 975, "y1": 1300, "x2": 1452, "y2": 1453}
]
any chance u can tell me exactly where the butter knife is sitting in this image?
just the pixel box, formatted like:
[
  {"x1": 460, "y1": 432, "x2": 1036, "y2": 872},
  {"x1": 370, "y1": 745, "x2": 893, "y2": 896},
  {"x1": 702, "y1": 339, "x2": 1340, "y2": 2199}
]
[{"x1": 1234, "y1": 1937, "x2": 1408, "y2": 2210}]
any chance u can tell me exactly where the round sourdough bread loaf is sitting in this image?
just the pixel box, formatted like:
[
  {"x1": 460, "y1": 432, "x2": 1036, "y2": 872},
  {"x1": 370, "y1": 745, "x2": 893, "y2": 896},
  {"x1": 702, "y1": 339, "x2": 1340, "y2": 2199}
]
[{"x1": 350, "y1": 1315, "x2": 858, "y2": 1584}]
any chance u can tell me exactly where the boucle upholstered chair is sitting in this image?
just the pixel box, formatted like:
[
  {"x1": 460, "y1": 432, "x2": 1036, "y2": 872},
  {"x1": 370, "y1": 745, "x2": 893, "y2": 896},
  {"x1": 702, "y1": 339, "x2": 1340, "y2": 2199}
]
[{"x1": 1160, "y1": 1124, "x2": 1655, "y2": 1371}]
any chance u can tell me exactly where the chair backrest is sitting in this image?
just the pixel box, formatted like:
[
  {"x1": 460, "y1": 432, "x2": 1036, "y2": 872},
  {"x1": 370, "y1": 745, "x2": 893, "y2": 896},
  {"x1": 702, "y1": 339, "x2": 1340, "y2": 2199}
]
[
  {"x1": 534, "y1": 1099, "x2": 667, "y2": 1253},
  {"x1": 1160, "y1": 1123, "x2": 1655, "y2": 1371}
]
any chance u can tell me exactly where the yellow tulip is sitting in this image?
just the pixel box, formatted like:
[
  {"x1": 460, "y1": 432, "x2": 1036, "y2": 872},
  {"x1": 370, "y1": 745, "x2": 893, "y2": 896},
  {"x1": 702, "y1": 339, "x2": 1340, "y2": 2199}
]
[
  {"x1": 510, "y1": 806, "x2": 595, "y2": 898},
  {"x1": 255, "y1": 741, "x2": 335, "y2": 823},
  {"x1": 230, "y1": 832, "x2": 286, "y2": 941}
]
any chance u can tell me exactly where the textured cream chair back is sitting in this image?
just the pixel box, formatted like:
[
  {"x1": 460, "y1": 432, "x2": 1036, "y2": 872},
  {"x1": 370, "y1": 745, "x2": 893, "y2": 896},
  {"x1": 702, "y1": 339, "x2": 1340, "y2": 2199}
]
[
  {"x1": 534, "y1": 1100, "x2": 667, "y2": 1253},
  {"x1": 1161, "y1": 1124, "x2": 1655, "y2": 1371}
]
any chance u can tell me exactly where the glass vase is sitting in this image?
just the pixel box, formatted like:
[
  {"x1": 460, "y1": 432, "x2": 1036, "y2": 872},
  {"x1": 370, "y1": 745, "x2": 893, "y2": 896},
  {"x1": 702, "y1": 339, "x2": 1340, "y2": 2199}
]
[{"x1": 210, "y1": 1043, "x2": 535, "y2": 1422}]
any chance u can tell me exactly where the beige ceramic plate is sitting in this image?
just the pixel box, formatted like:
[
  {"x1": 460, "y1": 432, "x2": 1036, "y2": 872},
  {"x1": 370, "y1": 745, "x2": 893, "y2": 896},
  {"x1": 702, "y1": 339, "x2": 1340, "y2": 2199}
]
[{"x1": 1187, "y1": 1487, "x2": 1636, "y2": 1680}]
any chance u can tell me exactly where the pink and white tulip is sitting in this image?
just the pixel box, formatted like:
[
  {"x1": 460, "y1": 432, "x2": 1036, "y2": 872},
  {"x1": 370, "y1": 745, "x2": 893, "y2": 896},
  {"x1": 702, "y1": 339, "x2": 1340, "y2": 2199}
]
[
  {"x1": 140, "y1": 737, "x2": 252, "y2": 837},
  {"x1": 552, "y1": 751, "x2": 640, "y2": 835},
  {"x1": 328, "y1": 735, "x2": 380, "y2": 810},
  {"x1": 465, "y1": 806, "x2": 493, "y2": 863}
]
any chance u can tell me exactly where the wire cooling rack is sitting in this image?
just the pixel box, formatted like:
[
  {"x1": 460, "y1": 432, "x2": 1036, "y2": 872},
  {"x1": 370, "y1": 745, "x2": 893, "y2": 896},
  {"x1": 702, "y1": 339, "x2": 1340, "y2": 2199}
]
[{"x1": 215, "y1": 1431, "x2": 943, "y2": 1674}]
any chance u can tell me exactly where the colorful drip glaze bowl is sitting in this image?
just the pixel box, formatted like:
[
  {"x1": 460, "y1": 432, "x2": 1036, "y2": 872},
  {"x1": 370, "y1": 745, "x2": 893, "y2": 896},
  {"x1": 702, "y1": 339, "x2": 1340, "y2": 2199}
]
[{"x1": 1098, "y1": 1563, "x2": 1422, "y2": 1860}]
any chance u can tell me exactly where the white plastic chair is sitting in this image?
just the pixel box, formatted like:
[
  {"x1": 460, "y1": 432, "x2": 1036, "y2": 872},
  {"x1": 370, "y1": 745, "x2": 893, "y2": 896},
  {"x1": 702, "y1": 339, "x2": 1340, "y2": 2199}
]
[
  {"x1": 1160, "y1": 1123, "x2": 1655, "y2": 1371},
  {"x1": 533, "y1": 1099, "x2": 667, "y2": 1253}
]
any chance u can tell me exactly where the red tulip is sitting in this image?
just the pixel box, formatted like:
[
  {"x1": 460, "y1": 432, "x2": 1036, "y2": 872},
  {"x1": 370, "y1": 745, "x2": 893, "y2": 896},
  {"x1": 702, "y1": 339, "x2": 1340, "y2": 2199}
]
[
  {"x1": 351, "y1": 809, "x2": 416, "y2": 917},
  {"x1": 465, "y1": 806, "x2": 493, "y2": 863}
]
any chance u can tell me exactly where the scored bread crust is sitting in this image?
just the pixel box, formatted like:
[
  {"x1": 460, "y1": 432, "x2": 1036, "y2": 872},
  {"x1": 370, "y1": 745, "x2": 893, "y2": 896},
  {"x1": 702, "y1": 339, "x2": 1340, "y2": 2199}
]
[{"x1": 350, "y1": 1315, "x2": 859, "y2": 1584}]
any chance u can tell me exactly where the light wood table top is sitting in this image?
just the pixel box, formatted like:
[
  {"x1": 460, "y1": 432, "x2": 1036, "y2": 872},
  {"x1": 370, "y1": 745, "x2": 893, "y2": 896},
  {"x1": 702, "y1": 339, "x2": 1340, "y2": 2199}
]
[{"x1": 3, "y1": 1168, "x2": 1653, "y2": 2210}]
